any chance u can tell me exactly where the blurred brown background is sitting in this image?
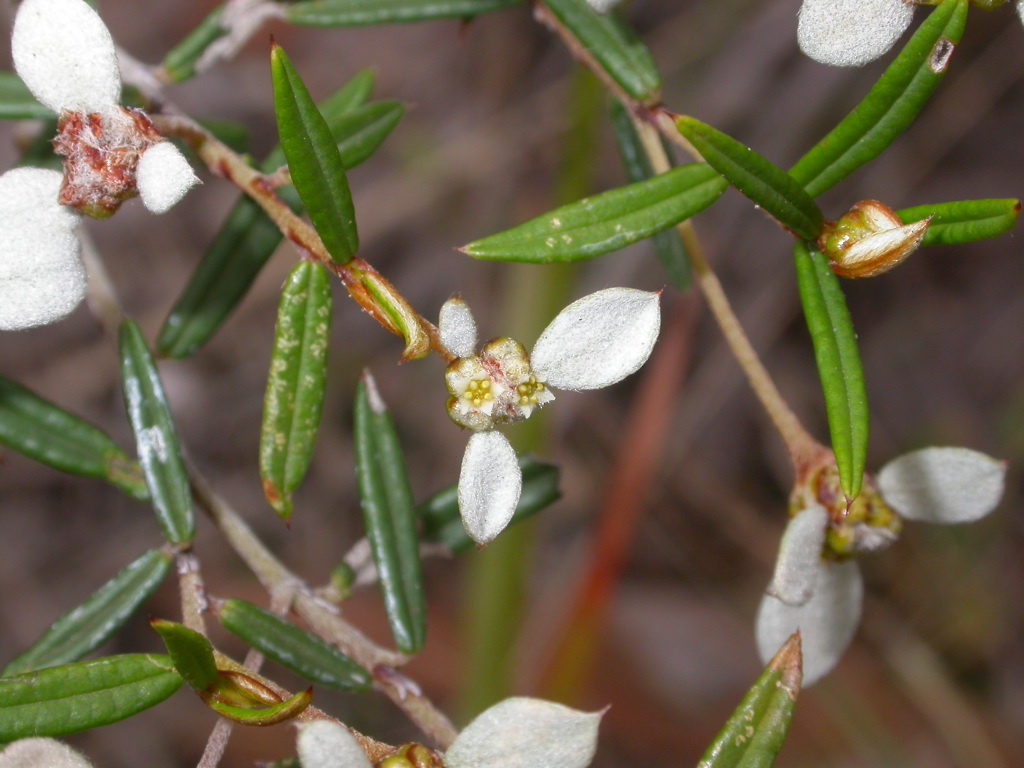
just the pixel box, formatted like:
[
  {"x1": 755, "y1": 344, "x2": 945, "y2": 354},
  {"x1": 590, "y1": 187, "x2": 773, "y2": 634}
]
[{"x1": 1, "y1": 1, "x2": 1023, "y2": 766}]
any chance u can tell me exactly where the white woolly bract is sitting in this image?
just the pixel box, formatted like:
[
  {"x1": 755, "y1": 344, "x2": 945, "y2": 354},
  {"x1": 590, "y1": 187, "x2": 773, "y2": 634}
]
[
  {"x1": 439, "y1": 297, "x2": 478, "y2": 359},
  {"x1": 136, "y1": 142, "x2": 200, "y2": 214},
  {"x1": 0, "y1": 168, "x2": 85, "y2": 331},
  {"x1": 458, "y1": 431, "x2": 522, "y2": 545},
  {"x1": 11, "y1": 0, "x2": 121, "y2": 113},
  {"x1": 585, "y1": 0, "x2": 622, "y2": 13},
  {"x1": 531, "y1": 288, "x2": 660, "y2": 391},
  {"x1": 445, "y1": 697, "x2": 603, "y2": 768},
  {"x1": 296, "y1": 721, "x2": 373, "y2": 768},
  {"x1": 797, "y1": 0, "x2": 914, "y2": 68},
  {"x1": 756, "y1": 560, "x2": 862, "y2": 686},
  {"x1": 876, "y1": 446, "x2": 1006, "y2": 524},
  {"x1": 0, "y1": 738, "x2": 94, "y2": 768},
  {"x1": 766, "y1": 505, "x2": 829, "y2": 607}
]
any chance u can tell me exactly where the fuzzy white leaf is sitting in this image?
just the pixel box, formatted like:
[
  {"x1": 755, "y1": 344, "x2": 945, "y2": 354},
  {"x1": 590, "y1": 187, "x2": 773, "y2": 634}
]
[
  {"x1": 445, "y1": 697, "x2": 603, "y2": 768},
  {"x1": 766, "y1": 506, "x2": 829, "y2": 606},
  {"x1": 296, "y1": 721, "x2": 373, "y2": 768},
  {"x1": 440, "y1": 297, "x2": 478, "y2": 358},
  {"x1": 458, "y1": 431, "x2": 522, "y2": 545},
  {"x1": 11, "y1": 0, "x2": 121, "y2": 113},
  {"x1": 756, "y1": 560, "x2": 862, "y2": 686},
  {"x1": 136, "y1": 142, "x2": 199, "y2": 214},
  {"x1": 0, "y1": 168, "x2": 85, "y2": 331},
  {"x1": 531, "y1": 288, "x2": 660, "y2": 391},
  {"x1": 0, "y1": 739, "x2": 94, "y2": 768},
  {"x1": 877, "y1": 446, "x2": 1005, "y2": 524},
  {"x1": 797, "y1": 0, "x2": 914, "y2": 68}
]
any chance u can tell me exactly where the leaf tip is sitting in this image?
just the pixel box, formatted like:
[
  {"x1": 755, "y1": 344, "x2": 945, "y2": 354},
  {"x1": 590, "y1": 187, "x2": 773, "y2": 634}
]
[{"x1": 769, "y1": 631, "x2": 803, "y2": 696}]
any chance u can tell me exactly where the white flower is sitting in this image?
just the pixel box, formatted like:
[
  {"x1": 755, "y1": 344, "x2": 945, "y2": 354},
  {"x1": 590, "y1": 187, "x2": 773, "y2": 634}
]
[
  {"x1": 0, "y1": 0, "x2": 199, "y2": 330},
  {"x1": 0, "y1": 738, "x2": 94, "y2": 768},
  {"x1": 440, "y1": 288, "x2": 661, "y2": 544},
  {"x1": 297, "y1": 698, "x2": 603, "y2": 768},
  {"x1": 756, "y1": 447, "x2": 1006, "y2": 685},
  {"x1": 797, "y1": 0, "x2": 915, "y2": 67}
]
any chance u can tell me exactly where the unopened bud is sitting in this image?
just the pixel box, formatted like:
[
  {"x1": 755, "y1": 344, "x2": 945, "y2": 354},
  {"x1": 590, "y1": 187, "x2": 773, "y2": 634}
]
[
  {"x1": 339, "y1": 257, "x2": 430, "y2": 360},
  {"x1": 819, "y1": 200, "x2": 929, "y2": 279}
]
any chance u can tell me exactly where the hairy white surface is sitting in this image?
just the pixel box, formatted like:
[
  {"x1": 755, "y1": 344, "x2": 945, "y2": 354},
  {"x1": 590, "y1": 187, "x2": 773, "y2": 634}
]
[
  {"x1": 766, "y1": 506, "x2": 829, "y2": 606},
  {"x1": 0, "y1": 739, "x2": 94, "y2": 768},
  {"x1": 11, "y1": 0, "x2": 121, "y2": 113},
  {"x1": 797, "y1": 0, "x2": 914, "y2": 67},
  {"x1": 877, "y1": 446, "x2": 1006, "y2": 524},
  {"x1": 445, "y1": 697, "x2": 603, "y2": 768},
  {"x1": 0, "y1": 168, "x2": 85, "y2": 331},
  {"x1": 756, "y1": 560, "x2": 863, "y2": 686},
  {"x1": 439, "y1": 297, "x2": 478, "y2": 359},
  {"x1": 296, "y1": 721, "x2": 373, "y2": 768},
  {"x1": 136, "y1": 142, "x2": 200, "y2": 214},
  {"x1": 532, "y1": 288, "x2": 660, "y2": 391},
  {"x1": 459, "y1": 430, "x2": 522, "y2": 544}
]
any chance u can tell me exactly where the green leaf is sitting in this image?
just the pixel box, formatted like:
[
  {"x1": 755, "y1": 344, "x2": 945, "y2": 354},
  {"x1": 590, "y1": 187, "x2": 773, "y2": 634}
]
[
  {"x1": 119, "y1": 319, "x2": 195, "y2": 544},
  {"x1": 157, "y1": 75, "x2": 391, "y2": 359},
  {"x1": 675, "y1": 116, "x2": 823, "y2": 240},
  {"x1": 259, "y1": 262, "x2": 333, "y2": 522},
  {"x1": 217, "y1": 599, "x2": 372, "y2": 691},
  {"x1": 0, "y1": 654, "x2": 182, "y2": 740},
  {"x1": 272, "y1": 43, "x2": 359, "y2": 263},
  {"x1": 15, "y1": 118, "x2": 62, "y2": 171},
  {"x1": 0, "y1": 375, "x2": 148, "y2": 499},
  {"x1": 609, "y1": 100, "x2": 690, "y2": 288},
  {"x1": 3, "y1": 550, "x2": 172, "y2": 677},
  {"x1": 462, "y1": 163, "x2": 725, "y2": 263},
  {"x1": 896, "y1": 198, "x2": 1020, "y2": 247},
  {"x1": 789, "y1": 0, "x2": 968, "y2": 198},
  {"x1": 204, "y1": 684, "x2": 312, "y2": 726},
  {"x1": 354, "y1": 371, "x2": 426, "y2": 654},
  {"x1": 151, "y1": 620, "x2": 219, "y2": 692},
  {"x1": 287, "y1": 0, "x2": 521, "y2": 25},
  {"x1": 161, "y1": 6, "x2": 227, "y2": 83},
  {"x1": 794, "y1": 242, "x2": 868, "y2": 500},
  {"x1": 542, "y1": 0, "x2": 661, "y2": 103},
  {"x1": 699, "y1": 634, "x2": 801, "y2": 768},
  {"x1": 0, "y1": 72, "x2": 51, "y2": 119},
  {"x1": 419, "y1": 457, "x2": 560, "y2": 554}
]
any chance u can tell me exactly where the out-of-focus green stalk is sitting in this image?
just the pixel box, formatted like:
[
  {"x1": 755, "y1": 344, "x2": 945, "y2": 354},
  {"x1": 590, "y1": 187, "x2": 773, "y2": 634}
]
[{"x1": 460, "y1": 67, "x2": 603, "y2": 718}]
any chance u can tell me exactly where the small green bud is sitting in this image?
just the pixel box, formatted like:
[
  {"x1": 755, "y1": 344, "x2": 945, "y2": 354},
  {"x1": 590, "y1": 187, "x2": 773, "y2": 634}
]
[{"x1": 818, "y1": 200, "x2": 929, "y2": 279}]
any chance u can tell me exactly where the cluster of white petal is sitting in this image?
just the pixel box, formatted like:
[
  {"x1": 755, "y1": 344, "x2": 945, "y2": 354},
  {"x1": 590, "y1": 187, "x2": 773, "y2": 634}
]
[
  {"x1": 298, "y1": 698, "x2": 603, "y2": 768},
  {"x1": 797, "y1": 0, "x2": 915, "y2": 67},
  {"x1": 0, "y1": 739, "x2": 94, "y2": 768},
  {"x1": 757, "y1": 447, "x2": 1006, "y2": 685},
  {"x1": 0, "y1": 0, "x2": 197, "y2": 331},
  {"x1": 440, "y1": 288, "x2": 661, "y2": 545}
]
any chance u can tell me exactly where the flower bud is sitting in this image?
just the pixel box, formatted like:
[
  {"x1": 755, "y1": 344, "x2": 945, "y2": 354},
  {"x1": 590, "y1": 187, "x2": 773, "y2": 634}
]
[{"x1": 819, "y1": 200, "x2": 929, "y2": 278}]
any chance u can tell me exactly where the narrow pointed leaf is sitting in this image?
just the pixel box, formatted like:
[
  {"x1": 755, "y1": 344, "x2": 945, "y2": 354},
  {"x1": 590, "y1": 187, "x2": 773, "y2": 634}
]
[
  {"x1": 272, "y1": 44, "x2": 358, "y2": 263},
  {"x1": 794, "y1": 242, "x2": 868, "y2": 499},
  {"x1": 419, "y1": 457, "x2": 560, "y2": 554},
  {"x1": 896, "y1": 199, "x2": 1020, "y2": 247},
  {"x1": 217, "y1": 599, "x2": 372, "y2": 691},
  {"x1": 675, "y1": 116, "x2": 823, "y2": 240},
  {"x1": 151, "y1": 620, "x2": 219, "y2": 692},
  {"x1": 0, "y1": 654, "x2": 182, "y2": 740},
  {"x1": 119, "y1": 320, "x2": 194, "y2": 544},
  {"x1": 463, "y1": 163, "x2": 725, "y2": 263},
  {"x1": 157, "y1": 80, "x2": 393, "y2": 359},
  {"x1": 0, "y1": 72, "x2": 52, "y2": 119},
  {"x1": 0, "y1": 375, "x2": 147, "y2": 499},
  {"x1": 354, "y1": 372, "x2": 426, "y2": 654},
  {"x1": 259, "y1": 262, "x2": 333, "y2": 522},
  {"x1": 790, "y1": 0, "x2": 968, "y2": 198},
  {"x1": 698, "y1": 634, "x2": 801, "y2": 768},
  {"x1": 542, "y1": 0, "x2": 660, "y2": 103},
  {"x1": 610, "y1": 100, "x2": 690, "y2": 288},
  {"x1": 287, "y1": 0, "x2": 521, "y2": 25},
  {"x1": 161, "y1": 5, "x2": 226, "y2": 83},
  {"x1": 3, "y1": 550, "x2": 172, "y2": 677}
]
